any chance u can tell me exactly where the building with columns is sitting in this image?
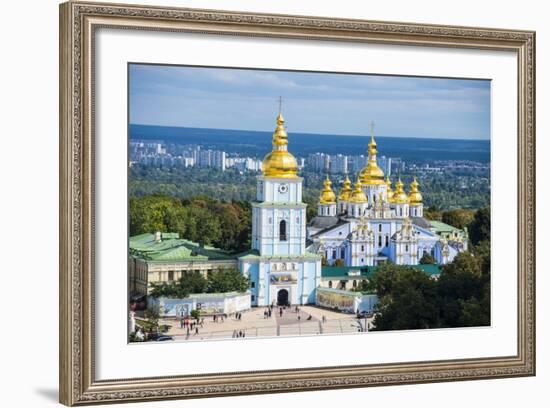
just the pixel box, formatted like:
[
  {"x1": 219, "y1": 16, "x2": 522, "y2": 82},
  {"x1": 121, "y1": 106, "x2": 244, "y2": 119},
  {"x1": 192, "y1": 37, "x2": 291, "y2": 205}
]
[{"x1": 307, "y1": 127, "x2": 468, "y2": 268}]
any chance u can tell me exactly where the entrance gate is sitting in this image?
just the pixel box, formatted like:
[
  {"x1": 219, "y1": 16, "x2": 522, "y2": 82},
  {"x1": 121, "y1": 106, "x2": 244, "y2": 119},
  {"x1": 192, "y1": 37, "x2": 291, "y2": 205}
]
[{"x1": 277, "y1": 289, "x2": 289, "y2": 306}]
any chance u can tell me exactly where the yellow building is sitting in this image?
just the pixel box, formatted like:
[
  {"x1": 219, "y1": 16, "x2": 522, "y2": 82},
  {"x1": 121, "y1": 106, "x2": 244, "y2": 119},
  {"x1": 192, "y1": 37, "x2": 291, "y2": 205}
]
[{"x1": 129, "y1": 232, "x2": 238, "y2": 296}]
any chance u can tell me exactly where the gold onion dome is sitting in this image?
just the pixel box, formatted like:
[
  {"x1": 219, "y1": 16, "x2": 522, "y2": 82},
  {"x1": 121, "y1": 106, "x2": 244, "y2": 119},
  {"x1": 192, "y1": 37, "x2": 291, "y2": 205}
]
[
  {"x1": 338, "y1": 175, "x2": 353, "y2": 201},
  {"x1": 359, "y1": 134, "x2": 385, "y2": 185},
  {"x1": 262, "y1": 113, "x2": 298, "y2": 178},
  {"x1": 350, "y1": 179, "x2": 368, "y2": 203},
  {"x1": 319, "y1": 176, "x2": 337, "y2": 204},
  {"x1": 408, "y1": 177, "x2": 423, "y2": 204},
  {"x1": 393, "y1": 178, "x2": 410, "y2": 204},
  {"x1": 385, "y1": 177, "x2": 394, "y2": 202}
]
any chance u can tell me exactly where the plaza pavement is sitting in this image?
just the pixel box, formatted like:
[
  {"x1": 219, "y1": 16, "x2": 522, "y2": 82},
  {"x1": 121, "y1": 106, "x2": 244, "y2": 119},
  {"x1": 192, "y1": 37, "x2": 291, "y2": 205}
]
[{"x1": 158, "y1": 305, "x2": 374, "y2": 342}]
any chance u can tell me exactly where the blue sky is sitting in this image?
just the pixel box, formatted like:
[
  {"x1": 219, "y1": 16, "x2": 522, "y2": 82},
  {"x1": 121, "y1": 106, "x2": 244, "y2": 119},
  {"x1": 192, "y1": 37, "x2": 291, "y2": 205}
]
[{"x1": 129, "y1": 64, "x2": 491, "y2": 140}]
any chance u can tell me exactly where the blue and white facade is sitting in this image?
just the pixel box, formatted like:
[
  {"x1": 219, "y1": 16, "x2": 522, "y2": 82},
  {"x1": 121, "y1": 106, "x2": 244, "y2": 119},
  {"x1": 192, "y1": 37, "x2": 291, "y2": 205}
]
[
  {"x1": 239, "y1": 114, "x2": 467, "y2": 307},
  {"x1": 307, "y1": 135, "x2": 468, "y2": 268},
  {"x1": 238, "y1": 113, "x2": 322, "y2": 306}
]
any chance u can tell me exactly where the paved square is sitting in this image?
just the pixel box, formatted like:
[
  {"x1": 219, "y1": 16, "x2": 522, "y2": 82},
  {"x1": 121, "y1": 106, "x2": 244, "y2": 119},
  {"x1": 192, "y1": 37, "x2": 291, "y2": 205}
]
[{"x1": 157, "y1": 306, "x2": 373, "y2": 342}]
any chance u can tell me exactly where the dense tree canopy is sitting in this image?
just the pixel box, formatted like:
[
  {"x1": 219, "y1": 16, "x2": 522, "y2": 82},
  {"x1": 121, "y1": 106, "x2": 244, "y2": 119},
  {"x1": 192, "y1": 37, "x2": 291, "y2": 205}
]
[
  {"x1": 130, "y1": 195, "x2": 251, "y2": 252},
  {"x1": 441, "y1": 209, "x2": 475, "y2": 230},
  {"x1": 371, "y1": 241, "x2": 491, "y2": 331},
  {"x1": 419, "y1": 251, "x2": 437, "y2": 264},
  {"x1": 150, "y1": 268, "x2": 249, "y2": 299},
  {"x1": 370, "y1": 265, "x2": 441, "y2": 330},
  {"x1": 150, "y1": 270, "x2": 208, "y2": 299},
  {"x1": 469, "y1": 206, "x2": 491, "y2": 246},
  {"x1": 423, "y1": 206, "x2": 442, "y2": 221},
  {"x1": 207, "y1": 268, "x2": 249, "y2": 293}
]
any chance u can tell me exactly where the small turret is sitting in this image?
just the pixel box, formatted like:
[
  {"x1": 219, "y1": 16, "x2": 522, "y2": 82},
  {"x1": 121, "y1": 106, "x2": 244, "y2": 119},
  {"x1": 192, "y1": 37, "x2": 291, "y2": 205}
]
[
  {"x1": 408, "y1": 177, "x2": 423, "y2": 217},
  {"x1": 348, "y1": 179, "x2": 369, "y2": 218},
  {"x1": 319, "y1": 176, "x2": 336, "y2": 204},
  {"x1": 337, "y1": 175, "x2": 353, "y2": 214},
  {"x1": 317, "y1": 176, "x2": 337, "y2": 217},
  {"x1": 393, "y1": 178, "x2": 409, "y2": 204},
  {"x1": 385, "y1": 177, "x2": 394, "y2": 202}
]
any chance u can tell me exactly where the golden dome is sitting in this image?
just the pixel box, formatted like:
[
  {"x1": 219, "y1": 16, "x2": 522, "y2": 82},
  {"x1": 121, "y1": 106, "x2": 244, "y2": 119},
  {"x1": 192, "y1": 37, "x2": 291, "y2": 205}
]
[
  {"x1": 359, "y1": 134, "x2": 385, "y2": 185},
  {"x1": 338, "y1": 175, "x2": 353, "y2": 201},
  {"x1": 262, "y1": 113, "x2": 298, "y2": 178},
  {"x1": 349, "y1": 179, "x2": 368, "y2": 203},
  {"x1": 385, "y1": 177, "x2": 394, "y2": 202},
  {"x1": 319, "y1": 176, "x2": 337, "y2": 204},
  {"x1": 408, "y1": 177, "x2": 423, "y2": 205},
  {"x1": 393, "y1": 178, "x2": 410, "y2": 204}
]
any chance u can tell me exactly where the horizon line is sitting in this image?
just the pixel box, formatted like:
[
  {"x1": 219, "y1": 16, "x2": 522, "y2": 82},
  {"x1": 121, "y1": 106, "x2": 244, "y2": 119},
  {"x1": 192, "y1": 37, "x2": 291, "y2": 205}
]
[{"x1": 129, "y1": 123, "x2": 491, "y2": 142}]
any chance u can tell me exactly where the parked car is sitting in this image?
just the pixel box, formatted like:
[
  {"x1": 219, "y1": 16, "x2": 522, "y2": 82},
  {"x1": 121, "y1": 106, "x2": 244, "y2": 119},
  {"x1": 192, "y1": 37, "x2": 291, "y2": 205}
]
[
  {"x1": 149, "y1": 333, "x2": 174, "y2": 342},
  {"x1": 356, "y1": 311, "x2": 374, "y2": 319}
]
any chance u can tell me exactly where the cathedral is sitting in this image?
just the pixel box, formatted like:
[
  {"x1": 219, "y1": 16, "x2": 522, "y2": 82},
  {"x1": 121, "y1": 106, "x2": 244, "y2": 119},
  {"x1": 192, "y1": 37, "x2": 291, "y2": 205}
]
[{"x1": 239, "y1": 112, "x2": 468, "y2": 307}]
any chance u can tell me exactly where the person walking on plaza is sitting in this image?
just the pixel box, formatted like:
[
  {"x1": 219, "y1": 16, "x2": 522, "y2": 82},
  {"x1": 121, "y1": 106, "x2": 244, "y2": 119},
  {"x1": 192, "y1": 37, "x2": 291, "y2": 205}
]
[{"x1": 195, "y1": 326, "x2": 199, "y2": 335}]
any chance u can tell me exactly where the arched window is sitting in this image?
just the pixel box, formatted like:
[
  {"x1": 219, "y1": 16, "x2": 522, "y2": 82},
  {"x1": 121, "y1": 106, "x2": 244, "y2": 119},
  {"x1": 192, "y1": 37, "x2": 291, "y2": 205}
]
[
  {"x1": 279, "y1": 220, "x2": 287, "y2": 241},
  {"x1": 353, "y1": 280, "x2": 357, "y2": 288},
  {"x1": 379, "y1": 224, "x2": 382, "y2": 232},
  {"x1": 328, "y1": 281, "x2": 333, "y2": 288}
]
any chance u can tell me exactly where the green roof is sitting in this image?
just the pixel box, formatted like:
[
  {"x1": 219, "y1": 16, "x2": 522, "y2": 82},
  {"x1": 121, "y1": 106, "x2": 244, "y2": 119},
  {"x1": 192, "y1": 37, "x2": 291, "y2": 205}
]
[
  {"x1": 129, "y1": 233, "x2": 235, "y2": 262},
  {"x1": 237, "y1": 250, "x2": 261, "y2": 260},
  {"x1": 429, "y1": 220, "x2": 460, "y2": 234},
  {"x1": 321, "y1": 264, "x2": 442, "y2": 278}
]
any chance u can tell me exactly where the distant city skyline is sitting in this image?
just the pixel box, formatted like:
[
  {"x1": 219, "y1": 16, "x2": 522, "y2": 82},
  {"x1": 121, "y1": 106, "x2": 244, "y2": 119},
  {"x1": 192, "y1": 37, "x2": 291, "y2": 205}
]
[{"x1": 129, "y1": 64, "x2": 491, "y2": 140}]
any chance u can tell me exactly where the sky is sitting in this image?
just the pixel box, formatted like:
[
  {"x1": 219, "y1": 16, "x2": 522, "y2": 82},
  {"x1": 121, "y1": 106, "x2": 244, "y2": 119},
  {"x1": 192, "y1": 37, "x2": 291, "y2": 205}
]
[{"x1": 129, "y1": 64, "x2": 491, "y2": 140}]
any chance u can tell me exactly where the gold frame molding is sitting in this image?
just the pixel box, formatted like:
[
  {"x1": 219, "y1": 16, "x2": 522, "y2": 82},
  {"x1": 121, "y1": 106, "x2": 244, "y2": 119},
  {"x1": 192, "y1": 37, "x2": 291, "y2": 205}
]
[{"x1": 59, "y1": 1, "x2": 536, "y2": 405}]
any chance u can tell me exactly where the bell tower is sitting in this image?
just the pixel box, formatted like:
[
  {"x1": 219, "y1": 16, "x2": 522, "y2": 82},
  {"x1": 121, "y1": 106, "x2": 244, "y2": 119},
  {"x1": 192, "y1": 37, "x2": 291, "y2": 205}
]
[{"x1": 251, "y1": 111, "x2": 306, "y2": 257}]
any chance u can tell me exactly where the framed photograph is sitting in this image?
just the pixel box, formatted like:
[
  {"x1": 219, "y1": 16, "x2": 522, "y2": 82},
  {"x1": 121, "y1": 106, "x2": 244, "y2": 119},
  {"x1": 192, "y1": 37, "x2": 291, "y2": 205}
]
[{"x1": 59, "y1": 1, "x2": 536, "y2": 405}]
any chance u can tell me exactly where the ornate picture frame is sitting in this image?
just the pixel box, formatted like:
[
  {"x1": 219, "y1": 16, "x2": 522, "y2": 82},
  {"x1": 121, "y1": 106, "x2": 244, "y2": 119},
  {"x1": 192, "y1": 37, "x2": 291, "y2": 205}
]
[{"x1": 59, "y1": 1, "x2": 535, "y2": 405}]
